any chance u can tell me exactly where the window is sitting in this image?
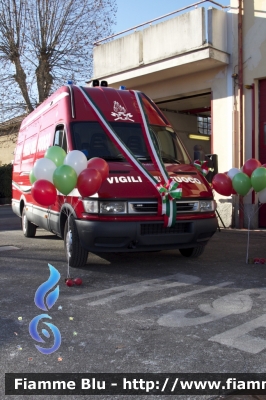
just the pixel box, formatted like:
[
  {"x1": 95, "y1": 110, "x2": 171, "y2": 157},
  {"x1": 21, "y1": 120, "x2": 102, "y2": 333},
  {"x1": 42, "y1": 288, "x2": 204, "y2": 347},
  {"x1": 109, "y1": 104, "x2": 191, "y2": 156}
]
[
  {"x1": 150, "y1": 126, "x2": 190, "y2": 164},
  {"x1": 197, "y1": 116, "x2": 211, "y2": 135},
  {"x1": 53, "y1": 125, "x2": 67, "y2": 152},
  {"x1": 70, "y1": 121, "x2": 190, "y2": 164}
]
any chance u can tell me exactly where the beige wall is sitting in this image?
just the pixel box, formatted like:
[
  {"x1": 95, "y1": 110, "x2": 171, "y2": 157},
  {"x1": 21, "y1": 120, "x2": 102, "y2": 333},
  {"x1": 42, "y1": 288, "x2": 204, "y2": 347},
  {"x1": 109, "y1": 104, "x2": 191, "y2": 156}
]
[
  {"x1": 243, "y1": 0, "x2": 266, "y2": 161},
  {"x1": 229, "y1": 0, "x2": 266, "y2": 226},
  {"x1": 0, "y1": 134, "x2": 17, "y2": 165},
  {"x1": 230, "y1": 0, "x2": 266, "y2": 163},
  {"x1": 93, "y1": 8, "x2": 207, "y2": 79}
]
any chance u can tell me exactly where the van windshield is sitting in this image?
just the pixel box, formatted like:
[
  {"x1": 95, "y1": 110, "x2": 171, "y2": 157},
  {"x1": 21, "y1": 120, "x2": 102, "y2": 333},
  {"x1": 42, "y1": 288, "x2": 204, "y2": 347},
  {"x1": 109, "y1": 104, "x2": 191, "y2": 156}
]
[{"x1": 70, "y1": 121, "x2": 190, "y2": 164}]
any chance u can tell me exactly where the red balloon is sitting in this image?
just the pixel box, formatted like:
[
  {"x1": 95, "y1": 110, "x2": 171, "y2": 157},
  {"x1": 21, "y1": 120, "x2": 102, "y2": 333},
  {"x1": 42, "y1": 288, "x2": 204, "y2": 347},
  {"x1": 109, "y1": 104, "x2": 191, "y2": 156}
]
[
  {"x1": 224, "y1": 171, "x2": 235, "y2": 195},
  {"x1": 31, "y1": 179, "x2": 57, "y2": 206},
  {"x1": 77, "y1": 168, "x2": 102, "y2": 197},
  {"x1": 243, "y1": 158, "x2": 261, "y2": 177},
  {"x1": 87, "y1": 157, "x2": 109, "y2": 181},
  {"x1": 66, "y1": 279, "x2": 74, "y2": 287},
  {"x1": 224, "y1": 173, "x2": 237, "y2": 194},
  {"x1": 212, "y1": 173, "x2": 232, "y2": 196},
  {"x1": 74, "y1": 277, "x2": 82, "y2": 286}
]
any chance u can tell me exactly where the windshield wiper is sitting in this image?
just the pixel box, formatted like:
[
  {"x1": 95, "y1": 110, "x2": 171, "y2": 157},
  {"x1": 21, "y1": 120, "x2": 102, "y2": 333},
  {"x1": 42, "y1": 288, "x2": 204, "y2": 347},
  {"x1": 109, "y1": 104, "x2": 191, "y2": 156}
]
[
  {"x1": 103, "y1": 154, "x2": 125, "y2": 161},
  {"x1": 162, "y1": 156, "x2": 181, "y2": 164}
]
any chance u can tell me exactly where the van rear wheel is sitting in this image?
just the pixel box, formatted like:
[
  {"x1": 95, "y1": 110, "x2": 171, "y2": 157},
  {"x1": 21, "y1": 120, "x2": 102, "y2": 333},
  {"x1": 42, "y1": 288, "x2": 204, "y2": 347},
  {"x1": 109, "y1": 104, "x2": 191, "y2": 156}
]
[
  {"x1": 64, "y1": 216, "x2": 88, "y2": 269},
  {"x1": 179, "y1": 245, "x2": 205, "y2": 258},
  {"x1": 22, "y1": 207, "x2": 36, "y2": 237}
]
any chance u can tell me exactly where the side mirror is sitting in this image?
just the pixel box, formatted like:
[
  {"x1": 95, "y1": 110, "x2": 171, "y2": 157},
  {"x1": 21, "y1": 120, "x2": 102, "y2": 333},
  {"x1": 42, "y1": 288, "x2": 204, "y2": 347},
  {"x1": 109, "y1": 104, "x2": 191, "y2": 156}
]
[{"x1": 205, "y1": 154, "x2": 218, "y2": 183}]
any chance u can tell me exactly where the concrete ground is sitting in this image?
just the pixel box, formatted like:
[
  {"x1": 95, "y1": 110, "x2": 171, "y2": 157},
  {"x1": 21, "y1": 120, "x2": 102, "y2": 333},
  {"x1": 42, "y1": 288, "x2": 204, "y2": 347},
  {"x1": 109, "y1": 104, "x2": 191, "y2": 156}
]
[{"x1": 1, "y1": 205, "x2": 266, "y2": 399}]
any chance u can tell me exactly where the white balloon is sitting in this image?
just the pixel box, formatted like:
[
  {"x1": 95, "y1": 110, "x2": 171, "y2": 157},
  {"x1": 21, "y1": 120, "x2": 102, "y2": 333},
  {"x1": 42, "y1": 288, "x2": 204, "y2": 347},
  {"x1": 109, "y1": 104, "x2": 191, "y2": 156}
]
[
  {"x1": 64, "y1": 150, "x2": 87, "y2": 176},
  {"x1": 258, "y1": 187, "x2": 266, "y2": 203},
  {"x1": 227, "y1": 168, "x2": 241, "y2": 180},
  {"x1": 33, "y1": 158, "x2": 56, "y2": 183}
]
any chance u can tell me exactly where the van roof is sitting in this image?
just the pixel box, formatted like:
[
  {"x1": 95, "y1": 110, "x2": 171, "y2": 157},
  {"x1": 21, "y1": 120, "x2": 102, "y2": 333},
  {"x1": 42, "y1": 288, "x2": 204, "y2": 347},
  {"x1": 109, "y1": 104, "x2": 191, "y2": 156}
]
[{"x1": 20, "y1": 85, "x2": 169, "y2": 129}]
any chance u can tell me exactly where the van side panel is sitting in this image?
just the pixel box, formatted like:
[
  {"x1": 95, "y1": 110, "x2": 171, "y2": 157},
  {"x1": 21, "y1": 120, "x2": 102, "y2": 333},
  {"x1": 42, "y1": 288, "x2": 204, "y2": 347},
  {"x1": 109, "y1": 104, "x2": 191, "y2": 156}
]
[
  {"x1": 12, "y1": 87, "x2": 71, "y2": 229},
  {"x1": 42, "y1": 94, "x2": 73, "y2": 235}
]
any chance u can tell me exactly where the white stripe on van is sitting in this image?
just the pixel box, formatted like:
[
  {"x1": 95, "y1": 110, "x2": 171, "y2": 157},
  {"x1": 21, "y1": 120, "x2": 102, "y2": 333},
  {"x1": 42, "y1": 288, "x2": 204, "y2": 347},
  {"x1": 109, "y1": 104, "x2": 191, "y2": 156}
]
[
  {"x1": 21, "y1": 92, "x2": 69, "y2": 129},
  {"x1": 12, "y1": 181, "x2": 31, "y2": 193}
]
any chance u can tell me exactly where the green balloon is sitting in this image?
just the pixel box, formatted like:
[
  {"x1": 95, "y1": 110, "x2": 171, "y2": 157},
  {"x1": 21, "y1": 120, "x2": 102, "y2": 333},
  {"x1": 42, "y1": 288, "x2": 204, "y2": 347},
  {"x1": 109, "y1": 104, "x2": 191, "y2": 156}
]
[
  {"x1": 45, "y1": 146, "x2": 66, "y2": 167},
  {"x1": 232, "y1": 172, "x2": 251, "y2": 196},
  {"x1": 251, "y1": 167, "x2": 266, "y2": 192},
  {"x1": 53, "y1": 165, "x2": 77, "y2": 195},
  {"x1": 29, "y1": 169, "x2": 37, "y2": 184}
]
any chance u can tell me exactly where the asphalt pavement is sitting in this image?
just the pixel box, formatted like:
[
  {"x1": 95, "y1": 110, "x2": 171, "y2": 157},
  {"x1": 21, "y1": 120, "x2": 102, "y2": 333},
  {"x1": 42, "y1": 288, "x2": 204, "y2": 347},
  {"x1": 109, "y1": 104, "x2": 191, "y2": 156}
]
[{"x1": 1, "y1": 205, "x2": 266, "y2": 400}]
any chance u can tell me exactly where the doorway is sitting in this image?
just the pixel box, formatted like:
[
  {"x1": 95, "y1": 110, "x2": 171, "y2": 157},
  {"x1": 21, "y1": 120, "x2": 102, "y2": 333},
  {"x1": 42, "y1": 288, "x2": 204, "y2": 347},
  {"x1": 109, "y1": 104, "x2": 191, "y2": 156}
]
[{"x1": 156, "y1": 92, "x2": 212, "y2": 161}]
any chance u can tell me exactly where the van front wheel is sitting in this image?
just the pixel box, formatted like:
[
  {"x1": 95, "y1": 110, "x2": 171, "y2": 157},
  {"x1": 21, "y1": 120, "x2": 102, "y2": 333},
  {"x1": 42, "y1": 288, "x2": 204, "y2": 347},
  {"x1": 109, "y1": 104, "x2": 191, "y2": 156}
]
[
  {"x1": 179, "y1": 245, "x2": 205, "y2": 258},
  {"x1": 22, "y1": 207, "x2": 36, "y2": 237},
  {"x1": 64, "y1": 216, "x2": 88, "y2": 268}
]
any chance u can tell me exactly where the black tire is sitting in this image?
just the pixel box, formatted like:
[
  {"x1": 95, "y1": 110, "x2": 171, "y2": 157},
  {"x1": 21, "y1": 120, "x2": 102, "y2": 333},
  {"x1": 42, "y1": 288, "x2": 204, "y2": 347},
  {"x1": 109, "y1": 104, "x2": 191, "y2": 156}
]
[
  {"x1": 179, "y1": 245, "x2": 205, "y2": 258},
  {"x1": 22, "y1": 207, "x2": 37, "y2": 237},
  {"x1": 64, "y1": 216, "x2": 88, "y2": 268}
]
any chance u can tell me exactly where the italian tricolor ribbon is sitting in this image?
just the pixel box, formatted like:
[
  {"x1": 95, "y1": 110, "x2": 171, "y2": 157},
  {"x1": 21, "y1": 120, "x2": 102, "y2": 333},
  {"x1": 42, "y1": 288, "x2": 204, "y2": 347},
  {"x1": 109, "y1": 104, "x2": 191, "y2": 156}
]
[
  {"x1": 77, "y1": 86, "x2": 182, "y2": 227},
  {"x1": 194, "y1": 160, "x2": 209, "y2": 177},
  {"x1": 156, "y1": 180, "x2": 182, "y2": 227}
]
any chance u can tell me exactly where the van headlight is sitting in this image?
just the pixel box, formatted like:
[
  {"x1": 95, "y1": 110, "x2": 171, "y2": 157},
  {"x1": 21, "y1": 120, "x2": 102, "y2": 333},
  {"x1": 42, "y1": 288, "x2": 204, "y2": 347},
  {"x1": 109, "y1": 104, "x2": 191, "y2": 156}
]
[
  {"x1": 199, "y1": 200, "x2": 216, "y2": 212},
  {"x1": 83, "y1": 200, "x2": 99, "y2": 213},
  {"x1": 83, "y1": 200, "x2": 127, "y2": 214},
  {"x1": 100, "y1": 201, "x2": 127, "y2": 214}
]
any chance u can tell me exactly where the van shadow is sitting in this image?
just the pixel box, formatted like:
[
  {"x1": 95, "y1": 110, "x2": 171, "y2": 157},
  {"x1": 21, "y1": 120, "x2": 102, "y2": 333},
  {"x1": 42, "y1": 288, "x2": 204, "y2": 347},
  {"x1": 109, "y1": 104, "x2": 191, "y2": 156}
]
[
  {"x1": 79, "y1": 249, "x2": 185, "y2": 276},
  {"x1": 34, "y1": 234, "x2": 62, "y2": 240}
]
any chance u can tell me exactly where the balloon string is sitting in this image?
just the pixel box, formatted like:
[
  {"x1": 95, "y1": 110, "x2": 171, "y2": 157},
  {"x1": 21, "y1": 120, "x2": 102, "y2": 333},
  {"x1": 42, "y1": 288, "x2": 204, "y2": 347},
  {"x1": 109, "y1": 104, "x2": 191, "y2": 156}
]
[
  {"x1": 67, "y1": 212, "x2": 70, "y2": 278},
  {"x1": 64, "y1": 195, "x2": 79, "y2": 279},
  {"x1": 243, "y1": 203, "x2": 263, "y2": 264},
  {"x1": 57, "y1": 195, "x2": 77, "y2": 279},
  {"x1": 246, "y1": 215, "x2": 251, "y2": 264}
]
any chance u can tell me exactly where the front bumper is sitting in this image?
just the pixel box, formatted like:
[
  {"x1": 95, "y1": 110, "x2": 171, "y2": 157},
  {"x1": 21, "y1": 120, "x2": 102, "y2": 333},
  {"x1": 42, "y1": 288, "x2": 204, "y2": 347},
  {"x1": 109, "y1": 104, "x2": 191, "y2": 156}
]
[{"x1": 75, "y1": 217, "x2": 218, "y2": 253}]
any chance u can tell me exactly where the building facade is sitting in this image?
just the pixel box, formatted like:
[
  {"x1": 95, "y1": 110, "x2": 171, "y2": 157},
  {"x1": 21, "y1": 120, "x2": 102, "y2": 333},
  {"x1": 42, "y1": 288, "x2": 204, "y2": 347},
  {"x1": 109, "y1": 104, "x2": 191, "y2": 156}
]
[{"x1": 91, "y1": 0, "x2": 266, "y2": 229}]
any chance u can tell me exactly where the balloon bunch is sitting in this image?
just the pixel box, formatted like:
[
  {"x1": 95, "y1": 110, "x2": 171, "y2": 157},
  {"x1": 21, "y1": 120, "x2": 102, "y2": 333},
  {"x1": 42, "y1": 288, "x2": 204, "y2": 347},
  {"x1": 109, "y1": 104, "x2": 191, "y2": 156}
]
[
  {"x1": 212, "y1": 158, "x2": 266, "y2": 202},
  {"x1": 65, "y1": 277, "x2": 82, "y2": 287},
  {"x1": 253, "y1": 258, "x2": 266, "y2": 264},
  {"x1": 30, "y1": 147, "x2": 109, "y2": 206}
]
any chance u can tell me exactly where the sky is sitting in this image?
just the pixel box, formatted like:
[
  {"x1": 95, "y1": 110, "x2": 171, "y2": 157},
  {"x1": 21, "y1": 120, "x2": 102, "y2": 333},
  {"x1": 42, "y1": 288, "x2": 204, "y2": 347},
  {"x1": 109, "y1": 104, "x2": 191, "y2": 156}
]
[{"x1": 114, "y1": 0, "x2": 231, "y2": 36}]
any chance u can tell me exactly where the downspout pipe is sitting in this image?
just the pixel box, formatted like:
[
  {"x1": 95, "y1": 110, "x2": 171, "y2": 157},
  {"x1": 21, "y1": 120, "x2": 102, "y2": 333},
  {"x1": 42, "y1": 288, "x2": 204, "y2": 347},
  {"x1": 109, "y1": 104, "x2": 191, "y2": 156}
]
[
  {"x1": 252, "y1": 83, "x2": 255, "y2": 204},
  {"x1": 238, "y1": 0, "x2": 244, "y2": 228}
]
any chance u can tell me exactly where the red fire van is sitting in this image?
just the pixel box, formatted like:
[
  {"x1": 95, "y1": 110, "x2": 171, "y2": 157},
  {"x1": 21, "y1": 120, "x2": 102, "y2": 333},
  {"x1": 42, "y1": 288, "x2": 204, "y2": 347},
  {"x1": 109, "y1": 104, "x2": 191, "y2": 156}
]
[{"x1": 12, "y1": 83, "x2": 217, "y2": 268}]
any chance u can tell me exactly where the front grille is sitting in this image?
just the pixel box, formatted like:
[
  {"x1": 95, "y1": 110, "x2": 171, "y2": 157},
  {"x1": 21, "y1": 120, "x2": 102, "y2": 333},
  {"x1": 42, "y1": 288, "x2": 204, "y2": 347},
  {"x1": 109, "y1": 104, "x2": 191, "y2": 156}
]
[
  {"x1": 129, "y1": 201, "x2": 157, "y2": 214},
  {"x1": 128, "y1": 201, "x2": 199, "y2": 214},
  {"x1": 176, "y1": 201, "x2": 199, "y2": 212},
  {"x1": 141, "y1": 223, "x2": 191, "y2": 235}
]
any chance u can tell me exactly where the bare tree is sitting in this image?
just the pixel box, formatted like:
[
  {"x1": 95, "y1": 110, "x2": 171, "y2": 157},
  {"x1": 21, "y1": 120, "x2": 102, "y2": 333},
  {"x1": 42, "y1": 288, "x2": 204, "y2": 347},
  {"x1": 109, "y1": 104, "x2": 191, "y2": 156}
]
[{"x1": 0, "y1": 0, "x2": 117, "y2": 121}]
